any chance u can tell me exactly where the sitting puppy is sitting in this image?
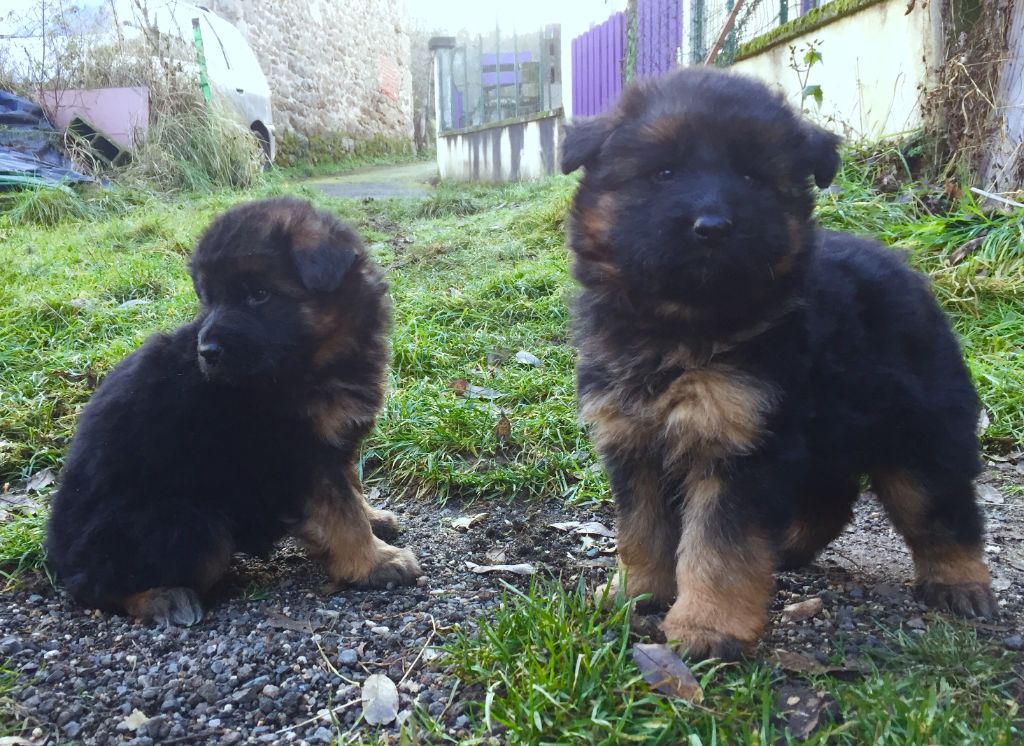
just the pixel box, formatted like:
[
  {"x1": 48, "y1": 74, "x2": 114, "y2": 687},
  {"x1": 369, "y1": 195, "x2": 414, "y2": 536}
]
[
  {"x1": 46, "y1": 197, "x2": 420, "y2": 626},
  {"x1": 562, "y1": 67, "x2": 996, "y2": 659}
]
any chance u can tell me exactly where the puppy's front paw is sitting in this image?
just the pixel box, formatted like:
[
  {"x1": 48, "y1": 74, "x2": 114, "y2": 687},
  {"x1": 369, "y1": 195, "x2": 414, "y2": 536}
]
[
  {"x1": 124, "y1": 587, "x2": 204, "y2": 627},
  {"x1": 918, "y1": 581, "x2": 998, "y2": 619},
  {"x1": 660, "y1": 619, "x2": 750, "y2": 661},
  {"x1": 359, "y1": 544, "x2": 421, "y2": 589}
]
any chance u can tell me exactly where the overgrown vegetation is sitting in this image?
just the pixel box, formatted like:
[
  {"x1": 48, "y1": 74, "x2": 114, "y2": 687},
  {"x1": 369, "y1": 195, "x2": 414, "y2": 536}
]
[{"x1": 439, "y1": 580, "x2": 1020, "y2": 744}]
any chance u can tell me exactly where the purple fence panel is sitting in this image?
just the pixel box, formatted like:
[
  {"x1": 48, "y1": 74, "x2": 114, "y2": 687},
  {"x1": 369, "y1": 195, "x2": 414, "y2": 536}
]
[
  {"x1": 570, "y1": 11, "x2": 626, "y2": 117},
  {"x1": 636, "y1": 0, "x2": 682, "y2": 78}
]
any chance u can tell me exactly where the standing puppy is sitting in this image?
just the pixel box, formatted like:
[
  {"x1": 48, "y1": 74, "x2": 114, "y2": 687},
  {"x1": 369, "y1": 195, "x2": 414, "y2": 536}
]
[
  {"x1": 46, "y1": 197, "x2": 420, "y2": 626},
  {"x1": 563, "y1": 68, "x2": 995, "y2": 659}
]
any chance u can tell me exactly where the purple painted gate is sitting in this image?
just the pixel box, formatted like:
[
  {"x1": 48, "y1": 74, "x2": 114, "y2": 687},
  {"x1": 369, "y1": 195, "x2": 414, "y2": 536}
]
[
  {"x1": 570, "y1": 12, "x2": 625, "y2": 117},
  {"x1": 636, "y1": 0, "x2": 682, "y2": 78},
  {"x1": 571, "y1": 2, "x2": 684, "y2": 117}
]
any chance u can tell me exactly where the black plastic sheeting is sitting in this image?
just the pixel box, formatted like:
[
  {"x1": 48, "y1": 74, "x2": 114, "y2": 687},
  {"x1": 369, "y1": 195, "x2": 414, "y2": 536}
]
[{"x1": 0, "y1": 90, "x2": 92, "y2": 187}]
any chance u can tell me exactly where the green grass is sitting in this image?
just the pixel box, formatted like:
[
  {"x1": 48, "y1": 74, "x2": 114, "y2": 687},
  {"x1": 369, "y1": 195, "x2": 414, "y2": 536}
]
[
  {"x1": 1, "y1": 151, "x2": 1023, "y2": 563},
  {"x1": 436, "y1": 580, "x2": 1020, "y2": 744}
]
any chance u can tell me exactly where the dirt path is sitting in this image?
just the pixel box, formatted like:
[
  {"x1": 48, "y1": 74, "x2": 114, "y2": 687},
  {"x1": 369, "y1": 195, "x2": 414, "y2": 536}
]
[
  {"x1": 304, "y1": 161, "x2": 438, "y2": 200},
  {"x1": 1, "y1": 464, "x2": 1021, "y2": 744}
]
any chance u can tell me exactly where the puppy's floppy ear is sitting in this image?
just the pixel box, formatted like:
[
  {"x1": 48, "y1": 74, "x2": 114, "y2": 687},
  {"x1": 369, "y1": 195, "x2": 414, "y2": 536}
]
[
  {"x1": 800, "y1": 122, "x2": 842, "y2": 189},
  {"x1": 561, "y1": 116, "x2": 613, "y2": 174},
  {"x1": 286, "y1": 225, "x2": 359, "y2": 293}
]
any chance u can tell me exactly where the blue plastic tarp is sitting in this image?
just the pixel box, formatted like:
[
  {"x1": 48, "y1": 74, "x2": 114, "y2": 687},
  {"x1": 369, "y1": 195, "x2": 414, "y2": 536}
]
[{"x1": 0, "y1": 90, "x2": 92, "y2": 187}]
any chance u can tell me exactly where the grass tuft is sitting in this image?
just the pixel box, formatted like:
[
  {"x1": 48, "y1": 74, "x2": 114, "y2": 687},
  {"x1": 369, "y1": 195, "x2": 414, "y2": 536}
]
[
  {"x1": 441, "y1": 580, "x2": 1021, "y2": 745},
  {"x1": 0, "y1": 186, "x2": 96, "y2": 227}
]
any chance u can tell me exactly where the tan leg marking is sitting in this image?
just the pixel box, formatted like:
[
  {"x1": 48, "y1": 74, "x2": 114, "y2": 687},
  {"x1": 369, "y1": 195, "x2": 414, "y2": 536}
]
[
  {"x1": 661, "y1": 474, "x2": 774, "y2": 659},
  {"x1": 872, "y1": 469, "x2": 995, "y2": 617},
  {"x1": 294, "y1": 480, "x2": 420, "y2": 588}
]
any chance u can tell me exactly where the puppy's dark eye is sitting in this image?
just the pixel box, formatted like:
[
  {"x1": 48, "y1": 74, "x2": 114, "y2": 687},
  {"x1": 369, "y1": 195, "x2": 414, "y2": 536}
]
[
  {"x1": 245, "y1": 288, "x2": 271, "y2": 307},
  {"x1": 653, "y1": 169, "x2": 675, "y2": 182}
]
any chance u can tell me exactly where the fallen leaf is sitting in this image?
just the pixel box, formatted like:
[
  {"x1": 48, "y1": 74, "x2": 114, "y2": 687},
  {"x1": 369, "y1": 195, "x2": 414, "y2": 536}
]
[
  {"x1": 781, "y1": 597, "x2": 823, "y2": 623},
  {"x1": 465, "y1": 384, "x2": 503, "y2": 400},
  {"x1": 448, "y1": 379, "x2": 468, "y2": 395},
  {"x1": 0, "y1": 738, "x2": 40, "y2": 746},
  {"x1": 977, "y1": 484, "x2": 1005, "y2": 504},
  {"x1": 484, "y1": 548, "x2": 507, "y2": 564},
  {"x1": 632, "y1": 643, "x2": 703, "y2": 702},
  {"x1": 767, "y1": 649, "x2": 864, "y2": 679},
  {"x1": 265, "y1": 609, "x2": 318, "y2": 632},
  {"x1": 578, "y1": 556, "x2": 616, "y2": 568},
  {"x1": 495, "y1": 414, "x2": 511, "y2": 442},
  {"x1": 773, "y1": 682, "x2": 832, "y2": 740},
  {"x1": 514, "y1": 350, "x2": 542, "y2": 366},
  {"x1": 575, "y1": 521, "x2": 615, "y2": 538},
  {"x1": 948, "y1": 236, "x2": 986, "y2": 265},
  {"x1": 361, "y1": 673, "x2": 399, "y2": 726},
  {"x1": 0, "y1": 492, "x2": 41, "y2": 517},
  {"x1": 465, "y1": 561, "x2": 536, "y2": 575},
  {"x1": 548, "y1": 521, "x2": 581, "y2": 532},
  {"x1": 118, "y1": 298, "x2": 152, "y2": 310},
  {"x1": 121, "y1": 708, "x2": 150, "y2": 732},
  {"x1": 26, "y1": 468, "x2": 56, "y2": 493},
  {"x1": 451, "y1": 512, "x2": 488, "y2": 531}
]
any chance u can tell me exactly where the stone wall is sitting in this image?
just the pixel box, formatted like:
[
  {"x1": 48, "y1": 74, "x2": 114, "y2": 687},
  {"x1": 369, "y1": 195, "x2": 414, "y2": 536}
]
[{"x1": 204, "y1": 0, "x2": 413, "y2": 145}]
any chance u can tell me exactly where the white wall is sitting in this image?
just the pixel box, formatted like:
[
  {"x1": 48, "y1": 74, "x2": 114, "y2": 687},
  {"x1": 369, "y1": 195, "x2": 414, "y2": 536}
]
[
  {"x1": 437, "y1": 113, "x2": 562, "y2": 181},
  {"x1": 731, "y1": 0, "x2": 942, "y2": 140}
]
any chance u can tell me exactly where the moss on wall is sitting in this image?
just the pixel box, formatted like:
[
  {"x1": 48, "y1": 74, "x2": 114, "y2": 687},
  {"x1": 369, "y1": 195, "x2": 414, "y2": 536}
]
[{"x1": 734, "y1": 0, "x2": 889, "y2": 60}]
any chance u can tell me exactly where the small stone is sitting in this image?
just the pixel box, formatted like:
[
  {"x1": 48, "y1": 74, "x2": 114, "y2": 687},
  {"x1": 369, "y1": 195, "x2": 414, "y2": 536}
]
[
  {"x1": 261, "y1": 684, "x2": 281, "y2": 698},
  {"x1": 63, "y1": 721, "x2": 82, "y2": 739},
  {"x1": 311, "y1": 726, "x2": 334, "y2": 743},
  {"x1": 1003, "y1": 634, "x2": 1024, "y2": 651},
  {"x1": 197, "y1": 682, "x2": 219, "y2": 703},
  {"x1": 906, "y1": 617, "x2": 926, "y2": 630},
  {"x1": 0, "y1": 636, "x2": 22, "y2": 655},
  {"x1": 338, "y1": 649, "x2": 358, "y2": 665}
]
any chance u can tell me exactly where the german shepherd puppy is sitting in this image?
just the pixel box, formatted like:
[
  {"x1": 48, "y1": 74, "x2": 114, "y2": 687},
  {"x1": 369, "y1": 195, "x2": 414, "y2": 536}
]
[
  {"x1": 46, "y1": 197, "x2": 420, "y2": 626},
  {"x1": 562, "y1": 67, "x2": 995, "y2": 659}
]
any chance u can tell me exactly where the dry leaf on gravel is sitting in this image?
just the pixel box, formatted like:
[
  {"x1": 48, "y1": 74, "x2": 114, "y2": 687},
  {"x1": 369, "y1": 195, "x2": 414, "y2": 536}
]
[
  {"x1": 781, "y1": 597, "x2": 823, "y2": 623},
  {"x1": 465, "y1": 561, "x2": 536, "y2": 575},
  {"x1": 265, "y1": 610, "x2": 320, "y2": 632},
  {"x1": 451, "y1": 512, "x2": 488, "y2": 531},
  {"x1": 574, "y1": 521, "x2": 615, "y2": 538},
  {"x1": 767, "y1": 649, "x2": 864, "y2": 679},
  {"x1": 361, "y1": 674, "x2": 399, "y2": 726},
  {"x1": 977, "y1": 484, "x2": 1005, "y2": 504},
  {"x1": 632, "y1": 643, "x2": 704, "y2": 702},
  {"x1": 26, "y1": 467, "x2": 56, "y2": 493},
  {"x1": 773, "y1": 682, "x2": 833, "y2": 740},
  {"x1": 548, "y1": 521, "x2": 581, "y2": 532}
]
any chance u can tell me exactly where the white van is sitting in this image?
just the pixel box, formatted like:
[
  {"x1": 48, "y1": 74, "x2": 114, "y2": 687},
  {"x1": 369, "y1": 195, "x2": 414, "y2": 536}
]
[{"x1": 1, "y1": 0, "x2": 276, "y2": 161}]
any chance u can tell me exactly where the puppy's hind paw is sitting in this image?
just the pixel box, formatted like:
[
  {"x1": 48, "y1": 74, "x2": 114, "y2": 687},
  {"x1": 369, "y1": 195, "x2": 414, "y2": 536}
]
[
  {"x1": 918, "y1": 581, "x2": 998, "y2": 619},
  {"x1": 367, "y1": 508, "x2": 401, "y2": 541},
  {"x1": 124, "y1": 587, "x2": 205, "y2": 627}
]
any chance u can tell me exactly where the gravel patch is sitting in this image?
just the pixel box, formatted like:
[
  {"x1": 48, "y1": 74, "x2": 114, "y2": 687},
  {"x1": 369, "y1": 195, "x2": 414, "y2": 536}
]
[{"x1": 2, "y1": 466, "x2": 1021, "y2": 743}]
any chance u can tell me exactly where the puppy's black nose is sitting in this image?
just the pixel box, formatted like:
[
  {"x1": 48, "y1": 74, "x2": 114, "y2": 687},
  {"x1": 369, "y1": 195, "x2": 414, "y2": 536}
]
[
  {"x1": 198, "y1": 341, "x2": 223, "y2": 367},
  {"x1": 693, "y1": 215, "x2": 733, "y2": 241}
]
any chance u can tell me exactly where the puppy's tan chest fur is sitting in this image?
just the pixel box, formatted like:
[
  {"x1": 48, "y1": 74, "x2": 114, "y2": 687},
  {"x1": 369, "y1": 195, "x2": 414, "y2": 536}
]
[{"x1": 580, "y1": 365, "x2": 775, "y2": 464}]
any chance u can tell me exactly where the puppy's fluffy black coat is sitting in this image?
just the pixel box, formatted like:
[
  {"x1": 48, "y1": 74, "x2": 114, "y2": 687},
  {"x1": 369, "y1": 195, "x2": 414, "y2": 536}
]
[
  {"x1": 563, "y1": 67, "x2": 995, "y2": 659},
  {"x1": 46, "y1": 197, "x2": 420, "y2": 625}
]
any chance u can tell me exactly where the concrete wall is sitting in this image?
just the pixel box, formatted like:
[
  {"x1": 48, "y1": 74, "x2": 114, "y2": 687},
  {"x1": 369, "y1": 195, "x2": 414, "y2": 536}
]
[
  {"x1": 205, "y1": 0, "x2": 413, "y2": 143},
  {"x1": 731, "y1": 0, "x2": 942, "y2": 140},
  {"x1": 437, "y1": 112, "x2": 562, "y2": 182}
]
